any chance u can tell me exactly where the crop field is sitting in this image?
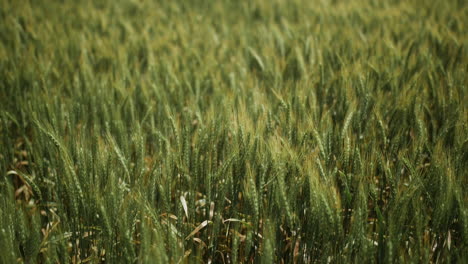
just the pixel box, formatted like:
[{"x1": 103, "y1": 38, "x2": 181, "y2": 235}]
[{"x1": 0, "y1": 0, "x2": 467, "y2": 263}]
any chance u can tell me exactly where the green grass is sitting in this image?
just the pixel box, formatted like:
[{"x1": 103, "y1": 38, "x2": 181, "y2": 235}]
[{"x1": 0, "y1": 0, "x2": 467, "y2": 263}]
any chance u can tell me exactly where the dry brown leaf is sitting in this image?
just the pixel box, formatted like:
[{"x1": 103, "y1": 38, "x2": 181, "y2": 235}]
[{"x1": 185, "y1": 220, "x2": 210, "y2": 240}]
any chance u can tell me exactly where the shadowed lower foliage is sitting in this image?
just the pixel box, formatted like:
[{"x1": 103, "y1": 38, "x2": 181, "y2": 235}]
[{"x1": 0, "y1": 0, "x2": 467, "y2": 263}]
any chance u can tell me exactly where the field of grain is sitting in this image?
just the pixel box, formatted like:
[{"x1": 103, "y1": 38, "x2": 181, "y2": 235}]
[{"x1": 0, "y1": 0, "x2": 467, "y2": 263}]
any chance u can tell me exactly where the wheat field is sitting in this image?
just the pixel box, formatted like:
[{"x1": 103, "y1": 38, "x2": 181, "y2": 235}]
[{"x1": 0, "y1": 0, "x2": 467, "y2": 263}]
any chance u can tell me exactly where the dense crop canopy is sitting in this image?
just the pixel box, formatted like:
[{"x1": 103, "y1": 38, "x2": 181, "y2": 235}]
[{"x1": 0, "y1": 0, "x2": 467, "y2": 263}]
